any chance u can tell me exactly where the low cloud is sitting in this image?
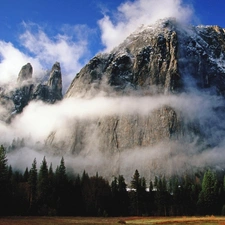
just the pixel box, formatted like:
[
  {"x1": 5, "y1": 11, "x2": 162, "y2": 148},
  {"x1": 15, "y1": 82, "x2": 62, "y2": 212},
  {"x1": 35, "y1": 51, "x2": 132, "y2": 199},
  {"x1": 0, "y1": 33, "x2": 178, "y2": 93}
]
[
  {"x1": 2, "y1": 91, "x2": 225, "y2": 179},
  {"x1": 6, "y1": 94, "x2": 207, "y2": 141},
  {"x1": 98, "y1": 0, "x2": 194, "y2": 51}
]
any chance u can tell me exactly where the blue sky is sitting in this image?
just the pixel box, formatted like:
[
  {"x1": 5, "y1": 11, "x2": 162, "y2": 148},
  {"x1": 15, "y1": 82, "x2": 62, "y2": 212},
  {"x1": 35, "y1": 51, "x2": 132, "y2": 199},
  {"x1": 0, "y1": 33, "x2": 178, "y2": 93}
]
[{"x1": 0, "y1": 0, "x2": 225, "y2": 90}]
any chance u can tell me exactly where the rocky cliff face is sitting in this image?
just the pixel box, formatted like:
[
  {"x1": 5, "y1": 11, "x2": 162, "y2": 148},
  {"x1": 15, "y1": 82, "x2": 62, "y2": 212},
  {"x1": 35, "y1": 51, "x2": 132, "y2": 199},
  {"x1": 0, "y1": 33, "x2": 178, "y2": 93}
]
[
  {"x1": 66, "y1": 20, "x2": 180, "y2": 98},
  {"x1": 46, "y1": 19, "x2": 225, "y2": 155},
  {"x1": 17, "y1": 63, "x2": 33, "y2": 84},
  {"x1": 66, "y1": 20, "x2": 225, "y2": 98},
  {"x1": 0, "y1": 61, "x2": 63, "y2": 119},
  {"x1": 46, "y1": 105, "x2": 181, "y2": 155},
  {"x1": 1, "y1": 19, "x2": 225, "y2": 177},
  {"x1": 178, "y1": 25, "x2": 225, "y2": 94},
  {"x1": 32, "y1": 62, "x2": 63, "y2": 102},
  {"x1": 47, "y1": 62, "x2": 63, "y2": 100}
]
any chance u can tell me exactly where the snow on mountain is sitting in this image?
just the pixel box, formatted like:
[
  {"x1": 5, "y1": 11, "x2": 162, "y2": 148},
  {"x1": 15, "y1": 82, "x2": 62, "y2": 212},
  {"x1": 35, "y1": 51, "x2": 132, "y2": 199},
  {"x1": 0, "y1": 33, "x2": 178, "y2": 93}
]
[{"x1": 2, "y1": 19, "x2": 225, "y2": 178}]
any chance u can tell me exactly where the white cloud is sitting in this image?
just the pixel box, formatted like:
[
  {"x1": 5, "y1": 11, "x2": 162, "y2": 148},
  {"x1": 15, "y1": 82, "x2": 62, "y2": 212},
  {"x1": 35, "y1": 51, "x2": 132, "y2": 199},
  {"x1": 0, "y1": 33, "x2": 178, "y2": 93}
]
[
  {"x1": 21, "y1": 23, "x2": 92, "y2": 90},
  {"x1": 0, "y1": 23, "x2": 91, "y2": 91},
  {"x1": 0, "y1": 41, "x2": 42, "y2": 86},
  {"x1": 0, "y1": 0, "x2": 194, "y2": 89},
  {"x1": 3, "y1": 92, "x2": 225, "y2": 178},
  {"x1": 2, "y1": 91, "x2": 222, "y2": 149},
  {"x1": 98, "y1": 0, "x2": 193, "y2": 51}
]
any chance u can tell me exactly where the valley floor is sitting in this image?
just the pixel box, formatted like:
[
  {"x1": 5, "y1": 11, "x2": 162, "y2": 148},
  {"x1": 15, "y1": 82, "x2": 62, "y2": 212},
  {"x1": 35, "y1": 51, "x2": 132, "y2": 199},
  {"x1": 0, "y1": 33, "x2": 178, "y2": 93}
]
[{"x1": 1, "y1": 216, "x2": 225, "y2": 225}]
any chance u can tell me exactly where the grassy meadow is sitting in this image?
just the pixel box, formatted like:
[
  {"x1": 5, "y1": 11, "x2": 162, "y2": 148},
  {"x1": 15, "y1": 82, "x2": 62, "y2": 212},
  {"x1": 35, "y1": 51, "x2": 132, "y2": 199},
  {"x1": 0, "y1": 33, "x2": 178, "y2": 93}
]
[{"x1": 1, "y1": 216, "x2": 225, "y2": 225}]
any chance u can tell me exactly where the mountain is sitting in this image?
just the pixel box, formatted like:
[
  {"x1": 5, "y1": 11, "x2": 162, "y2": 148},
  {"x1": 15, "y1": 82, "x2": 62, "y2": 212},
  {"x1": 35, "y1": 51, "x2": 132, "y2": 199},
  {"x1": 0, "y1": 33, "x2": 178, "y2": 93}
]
[
  {"x1": 66, "y1": 19, "x2": 225, "y2": 97},
  {"x1": 46, "y1": 19, "x2": 225, "y2": 158},
  {"x1": 2, "y1": 18, "x2": 225, "y2": 177},
  {"x1": 0, "y1": 61, "x2": 63, "y2": 121}
]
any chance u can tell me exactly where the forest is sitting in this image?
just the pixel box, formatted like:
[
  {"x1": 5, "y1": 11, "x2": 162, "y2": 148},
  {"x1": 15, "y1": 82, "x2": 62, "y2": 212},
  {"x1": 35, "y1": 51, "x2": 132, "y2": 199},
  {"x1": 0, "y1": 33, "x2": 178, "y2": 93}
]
[{"x1": 1, "y1": 145, "x2": 225, "y2": 217}]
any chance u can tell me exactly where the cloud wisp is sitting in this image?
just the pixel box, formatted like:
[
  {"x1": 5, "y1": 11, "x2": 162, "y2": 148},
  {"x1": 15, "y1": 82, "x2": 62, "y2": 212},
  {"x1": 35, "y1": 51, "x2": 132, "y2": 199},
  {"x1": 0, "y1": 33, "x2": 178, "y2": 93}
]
[
  {"x1": 0, "y1": 41, "x2": 41, "y2": 86},
  {"x1": 98, "y1": 0, "x2": 194, "y2": 51}
]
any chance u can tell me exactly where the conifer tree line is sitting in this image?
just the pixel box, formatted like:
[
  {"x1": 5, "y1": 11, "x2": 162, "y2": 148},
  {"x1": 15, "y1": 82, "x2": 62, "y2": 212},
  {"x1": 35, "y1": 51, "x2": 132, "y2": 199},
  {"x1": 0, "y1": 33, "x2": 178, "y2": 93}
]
[{"x1": 1, "y1": 144, "x2": 225, "y2": 216}]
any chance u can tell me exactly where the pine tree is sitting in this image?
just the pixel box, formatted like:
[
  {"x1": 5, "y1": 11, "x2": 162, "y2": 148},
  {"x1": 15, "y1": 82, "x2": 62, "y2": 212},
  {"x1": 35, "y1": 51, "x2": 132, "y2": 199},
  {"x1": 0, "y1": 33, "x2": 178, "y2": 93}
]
[
  {"x1": 0, "y1": 145, "x2": 9, "y2": 215},
  {"x1": 134, "y1": 176, "x2": 148, "y2": 215},
  {"x1": 85, "y1": 175, "x2": 111, "y2": 216},
  {"x1": 48, "y1": 163, "x2": 54, "y2": 190},
  {"x1": 38, "y1": 157, "x2": 49, "y2": 214},
  {"x1": 7, "y1": 165, "x2": 12, "y2": 181},
  {"x1": 131, "y1": 169, "x2": 140, "y2": 191},
  {"x1": 149, "y1": 180, "x2": 154, "y2": 192},
  {"x1": 197, "y1": 169, "x2": 218, "y2": 215},
  {"x1": 154, "y1": 176, "x2": 158, "y2": 189},
  {"x1": 0, "y1": 145, "x2": 7, "y2": 185},
  {"x1": 111, "y1": 175, "x2": 129, "y2": 216},
  {"x1": 81, "y1": 170, "x2": 91, "y2": 215},
  {"x1": 111, "y1": 176, "x2": 118, "y2": 212},
  {"x1": 28, "y1": 158, "x2": 38, "y2": 214},
  {"x1": 111, "y1": 177, "x2": 118, "y2": 195},
  {"x1": 118, "y1": 175, "x2": 129, "y2": 215},
  {"x1": 155, "y1": 176, "x2": 169, "y2": 216},
  {"x1": 130, "y1": 170, "x2": 142, "y2": 215},
  {"x1": 55, "y1": 157, "x2": 70, "y2": 215},
  {"x1": 47, "y1": 163, "x2": 56, "y2": 215},
  {"x1": 118, "y1": 175, "x2": 127, "y2": 193},
  {"x1": 81, "y1": 170, "x2": 89, "y2": 185},
  {"x1": 58, "y1": 157, "x2": 67, "y2": 182},
  {"x1": 23, "y1": 167, "x2": 29, "y2": 182},
  {"x1": 73, "y1": 174, "x2": 83, "y2": 216},
  {"x1": 148, "y1": 180, "x2": 155, "y2": 215}
]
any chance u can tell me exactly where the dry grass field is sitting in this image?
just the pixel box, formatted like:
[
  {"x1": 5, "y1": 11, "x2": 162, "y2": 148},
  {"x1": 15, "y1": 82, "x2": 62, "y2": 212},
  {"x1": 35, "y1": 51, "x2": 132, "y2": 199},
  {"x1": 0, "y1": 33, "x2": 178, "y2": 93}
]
[{"x1": 1, "y1": 216, "x2": 225, "y2": 225}]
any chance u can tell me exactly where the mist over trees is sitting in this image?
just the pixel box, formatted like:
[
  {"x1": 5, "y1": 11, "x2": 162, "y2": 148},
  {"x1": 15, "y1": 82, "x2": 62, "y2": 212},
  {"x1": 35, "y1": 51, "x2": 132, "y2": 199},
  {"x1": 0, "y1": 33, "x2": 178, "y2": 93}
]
[{"x1": 1, "y1": 145, "x2": 225, "y2": 216}]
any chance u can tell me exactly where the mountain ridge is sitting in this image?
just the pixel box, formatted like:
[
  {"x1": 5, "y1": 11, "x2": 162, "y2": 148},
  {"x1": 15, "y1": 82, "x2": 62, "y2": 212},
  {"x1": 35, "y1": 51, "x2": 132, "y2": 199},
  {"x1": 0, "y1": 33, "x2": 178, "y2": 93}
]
[
  {"x1": 0, "y1": 61, "x2": 63, "y2": 122},
  {"x1": 46, "y1": 19, "x2": 225, "y2": 158},
  {"x1": 1, "y1": 19, "x2": 225, "y2": 177}
]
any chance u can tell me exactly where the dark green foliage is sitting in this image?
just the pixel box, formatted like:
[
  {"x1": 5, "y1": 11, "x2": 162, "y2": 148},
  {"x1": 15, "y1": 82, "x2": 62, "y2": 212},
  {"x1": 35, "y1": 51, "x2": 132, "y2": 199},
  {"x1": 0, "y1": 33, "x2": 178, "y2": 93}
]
[
  {"x1": 54, "y1": 157, "x2": 71, "y2": 215},
  {"x1": 81, "y1": 172, "x2": 112, "y2": 216},
  {"x1": 58, "y1": 157, "x2": 66, "y2": 181},
  {"x1": 37, "y1": 157, "x2": 50, "y2": 215},
  {"x1": 130, "y1": 170, "x2": 148, "y2": 216},
  {"x1": 71, "y1": 174, "x2": 84, "y2": 216},
  {"x1": 38, "y1": 157, "x2": 49, "y2": 196},
  {"x1": 154, "y1": 176, "x2": 170, "y2": 216},
  {"x1": 197, "y1": 169, "x2": 219, "y2": 214},
  {"x1": 2, "y1": 147, "x2": 225, "y2": 216},
  {"x1": 23, "y1": 167, "x2": 29, "y2": 182},
  {"x1": 111, "y1": 175, "x2": 129, "y2": 216},
  {"x1": 0, "y1": 145, "x2": 10, "y2": 215},
  {"x1": 28, "y1": 158, "x2": 38, "y2": 214},
  {"x1": 0, "y1": 145, "x2": 7, "y2": 183},
  {"x1": 131, "y1": 169, "x2": 140, "y2": 190}
]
